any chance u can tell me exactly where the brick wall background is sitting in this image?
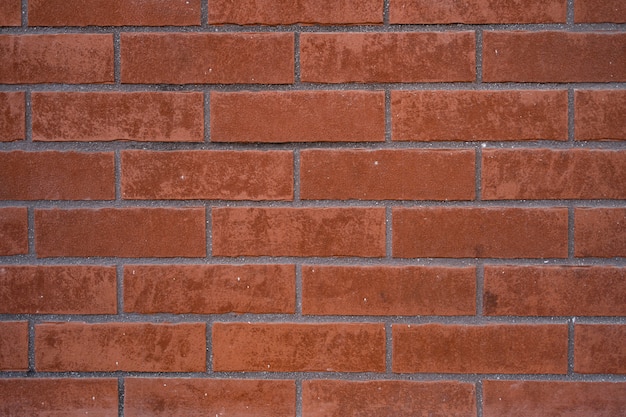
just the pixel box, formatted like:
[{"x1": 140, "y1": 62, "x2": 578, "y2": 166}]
[{"x1": 0, "y1": 0, "x2": 625, "y2": 416}]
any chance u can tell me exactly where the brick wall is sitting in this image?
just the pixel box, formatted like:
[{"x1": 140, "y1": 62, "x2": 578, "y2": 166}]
[{"x1": 1, "y1": 1, "x2": 625, "y2": 416}]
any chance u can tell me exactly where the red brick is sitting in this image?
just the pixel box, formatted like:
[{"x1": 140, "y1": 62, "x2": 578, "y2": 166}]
[
  {"x1": 35, "y1": 207, "x2": 206, "y2": 258},
  {"x1": 0, "y1": 0, "x2": 21, "y2": 26},
  {"x1": 0, "y1": 265, "x2": 116, "y2": 314},
  {"x1": 121, "y1": 150, "x2": 293, "y2": 200},
  {"x1": 0, "y1": 151, "x2": 115, "y2": 200},
  {"x1": 575, "y1": 325, "x2": 626, "y2": 374},
  {"x1": 300, "y1": 32, "x2": 475, "y2": 83},
  {"x1": 300, "y1": 149, "x2": 475, "y2": 200},
  {"x1": 575, "y1": 208, "x2": 626, "y2": 257},
  {"x1": 392, "y1": 90, "x2": 567, "y2": 142},
  {"x1": 303, "y1": 380, "x2": 476, "y2": 417},
  {"x1": 212, "y1": 207, "x2": 386, "y2": 257},
  {"x1": 0, "y1": 92, "x2": 24, "y2": 141},
  {"x1": 483, "y1": 32, "x2": 626, "y2": 82},
  {"x1": 484, "y1": 381, "x2": 626, "y2": 417},
  {"x1": 121, "y1": 33, "x2": 294, "y2": 84},
  {"x1": 393, "y1": 324, "x2": 568, "y2": 374},
  {"x1": 125, "y1": 378, "x2": 295, "y2": 417},
  {"x1": 0, "y1": 207, "x2": 28, "y2": 256},
  {"x1": 0, "y1": 34, "x2": 113, "y2": 84},
  {"x1": 213, "y1": 322, "x2": 385, "y2": 372},
  {"x1": 32, "y1": 92, "x2": 204, "y2": 142},
  {"x1": 482, "y1": 149, "x2": 626, "y2": 200},
  {"x1": 484, "y1": 265, "x2": 626, "y2": 316},
  {"x1": 29, "y1": 0, "x2": 201, "y2": 26},
  {"x1": 124, "y1": 264, "x2": 295, "y2": 314},
  {"x1": 35, "y1": 322, "x2": 206, "y2": 372},
  {"x1": 302, "y1": 265, "x2": 476, "y2": 316},
  {"x1": 393, "y1": 207, "x2": 568, "y2": 258},
  {"x1": 0, "y1": 322, "x2": 28, "y2": 371},
  {"x1": 390, "y1": 0, "x2": 566, "y2": 23},
  {"x1": 0, "y1": 379, "x2": 118, "y2": 417},
  {"x1": 575, "y1": 0, "x2": 626, "y2": 23},
  {"x1": 575, "y1": 90, "x2": 626, "y2": 140},
  {"x1": 210, "y1": 91, "x2": 385, "y2": 143},
  {"x1": 209, "y1": 0, "x2": 382, "y2": 24}
]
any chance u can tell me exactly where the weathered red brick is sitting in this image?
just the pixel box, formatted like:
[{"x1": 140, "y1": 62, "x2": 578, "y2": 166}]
[
  {"x1": 210, "y1": 91, "x2": 385, "y2": 143},
  {"x1": 392, "y1": 90, "x2": 568, "y2": 141},
  {"x1": 124, "y1": 264, "x2": 295, "y2": 314},
  {"x1": 213, "y1": 322, "x2": 385, "y2": 372},
  {"x1": 0, "y1": 0, "x2": 20, "y2": 26},
  {"x1": 575, "y1": 0, "x2": 626, "y2": 23},
  {"x1": 121, "y1": 33, "x2": 294, "y2": 84},
  {"x1": 35, "y1": 208, "x2": 206, "y2": 258},
  {"x1": 302, "y1": 265, "x2": 476, "y2": 316},
  {"x1": 0, "y1": 92, "x2": 24, "y2": 141},
  {"x1": 0, "y1": 321, "x2": 28, "y2": 370},
  {"x1": 303, "y1": 380, "x2": 476, "y2": 417},
  {"x1": 483, "y1": 32, "x2": 626, "y2": 82},
  {"x1": 484, "y1": 265, "x2": 626, "y2": 316},
  {"x1": 0, "y1": 207, "x2": 28, "y2": 256},
  {"x1": 209, "y1": 0, "x2": 382, "y2": 24},
  {"x1": 0, "y1": 265, "x2": 116, "y2": 314},
  {"x1": 484, "y1": 381, "x2": 626, "y2": 417},
  {"x1": 0, "y1": 151, "x2": 115, "y2": 200},
  {"x1": 575, "y1": 325, "x2": 626, "y2": 374},
  {"x1": 121, "y1": 150, "x2": 293, "y2": 200},
  {"x1": 29, "y1": 0, "x2": 201, "y2": 26},
  {"x1": 212, "y1": 207, "x2": 386, "y2": 257},
  {"x1": 0, "y1": 379, "x2": 118, "y2": 417},
  {"x1": 575, "y1": 90, "x2": 626, "y2": 140},
  {"x1": 35, "y1": 322, "x2": 206, "y2": 372},
  {"x1": 575, "y1": 208, "x2": 626, "y2": 257},
  {"x1": 0, "y1": 34, "x2": 113, "y2": 84},
  {"x1": 125, "y1": 379, "x2": 295, "y2": 417},
  {"x1": 482, "y1": 149, "x2": 626, "y2": 199},
  {"x1": 393, "y1": 207, "x2": 568, "y2": 258},
  {"x1": 393, "y1": 324, "x2": 568, "y2": 374},
  {"x1": 32, "y1": 92, "x2": 204, "y2": 142},
  {"x1": 300, "y1": 149, "x2": 475, "y2": 200},
  {"x1": 300, "y1": 32, "x2": 475, "y2": 83},
  {"x1": 390, "y1": 0, "x2": 566, "y2": 23}
]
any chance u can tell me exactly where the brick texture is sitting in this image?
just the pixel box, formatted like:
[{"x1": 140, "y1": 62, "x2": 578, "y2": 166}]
[
  {"x1": 0, "y1": 322, "x2": 28, "y2": 371},
  {"x1": 0, "y1": 0, "x2": 21, "y2": 26},
  {"x1": 575, "y1": 325, "x2": 626, "y2": 374},
  {"x1": 575, "y1": 208, "x2": 626, "y2": 257},
  {"x1": 0, "y1": 207, "x2": 28, "y2": 256},
  {"x1": 575, "y1": 90, "x2": 626, "y2": 140},
  {"x1": 0, "y1": 92, "x2": 24, "y2": 141},
  {"x1": 35, "y1": 322, "x2": 206, "y2": 372},
  {"x1": 575, "y1": 0, "x2": 626, "y2": 23}
]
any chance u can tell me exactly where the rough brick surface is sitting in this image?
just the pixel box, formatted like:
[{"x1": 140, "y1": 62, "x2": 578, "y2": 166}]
[
  {"x1": 303, "y1": 380, "x2": 476, "y2": 417},
  {"x1": 392, "y1": 90, "x2": 568, "y2": 141},
  {"x1": 300, "y1": 149, "x2": 475, "y2": 200},
  {"x1": 0, "y1": 322, "x2": 28, "y2": 371},
  {"x1": 575, "y1": 90, "x2": 626, "y2": 140},
  {"x1": 0, "y1": 34, "x2": 114, "y2": 84},
  {"x1": 575, "y1": 0, "x2": 626, "y2": 23},
  {"x1": 29, "y1": 0, "x2": 201, "y2": 26},
  {"x1": 0, "y1": 151, "x2": 115, "y2": 200},
  {"x1": 393, "y1": 324, "x2": 568, "y2": 374},
  {"x1": 32, "y1": 92, "x2": 204, "y2": 142},
  {"x1": 209, "y1": 0, "x2": 383, "y2": 25},
  {"x1": 575, "y1": 325, "x2": 626, "y2": 374},
  {"x1": 35, "y1": 208, "x2": 206, "y2": 258},
  {"x1": 124, "y1": 264, "x2": 295, "y2": 314},
  {"x1": 213, "y1": 323, "x2": 386, "y2": 372},
  {"x1": 210, "y1": 91, "x2": 385, "y2": 143},
  {"x1": 212, "y1": 207, "x2": 386, "y2": 257},
  {"x1": 0, "y1": 207, "x2": 28, "y2": 255},
  {"x1": 574, "y1": 208, "x2": 626, "y2": 257},
  {"x1": 300, "y1": 32, "x2": 475, "y2": 83},
  {"x1": 0, "y1": 379, "x2": 118, "y2": 417},
  {"x1": 393, "y1": 207, "x2": 568, "y2": 258},
  {"x1": 121, "y1": 33, "x2": 294, "y2": 84},
  {"x1": 482, "y1": 149, "x2": 626, "y2": 200},
  {"x1": 35, "y1": 322, "x2": 206, "y2": 372},
  {"x1": 0, "y1": 0, "x2": 21, "y2": 26},
  {"x1": 484, "y1": 265, "x2": 626, "y2": 316},
  {"x1": 122, "y1": 150, "x2": 293, "y2": 200},
  {"x1": 302, "y1": 265, "x2": 476, "y2": 316},
  {"x1": 483, "y1": 32, "x2": 626, "y2": 82},
  {"x1": 0, "y1": 92, "x2": 24, "y2": 141},
  {"x1": 0, "y1": 265, "x2": 116, "y2": 314}
]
